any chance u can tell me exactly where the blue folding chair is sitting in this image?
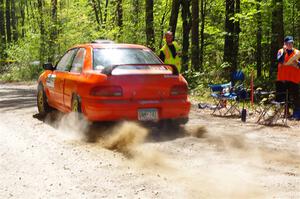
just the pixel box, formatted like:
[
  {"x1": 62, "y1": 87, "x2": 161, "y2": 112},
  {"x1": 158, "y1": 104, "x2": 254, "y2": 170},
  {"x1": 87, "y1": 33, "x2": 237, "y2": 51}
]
[
  {"x1": 208, "y1": 71, "x2": 247, "y2": 117},
  {"x1": 231, "y1": 70, "x2": 245, "y2": 87}
]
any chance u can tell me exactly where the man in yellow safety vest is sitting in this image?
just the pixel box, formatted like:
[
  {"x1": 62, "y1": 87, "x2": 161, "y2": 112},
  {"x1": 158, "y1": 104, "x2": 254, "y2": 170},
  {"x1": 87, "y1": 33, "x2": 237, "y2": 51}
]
[{"x1": 159, "y1": 31, "x2": 182, "y2": 73}]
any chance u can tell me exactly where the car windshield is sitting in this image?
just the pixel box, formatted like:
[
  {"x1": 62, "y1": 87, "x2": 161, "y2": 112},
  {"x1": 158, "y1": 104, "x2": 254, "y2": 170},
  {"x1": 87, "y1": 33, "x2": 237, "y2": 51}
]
[{"x1": 93, "y1": 48, "x2": 161, "y2": 70}]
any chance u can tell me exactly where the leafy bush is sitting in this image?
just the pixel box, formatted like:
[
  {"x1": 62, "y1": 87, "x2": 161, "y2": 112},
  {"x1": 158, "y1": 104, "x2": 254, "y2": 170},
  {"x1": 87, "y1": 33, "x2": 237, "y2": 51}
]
[
  {"x1": 0, "y1": 32, "x2": 42, "y2": 82},
  {"x1": 0, "y1": 62, "x2": 42, "y2": 82}
]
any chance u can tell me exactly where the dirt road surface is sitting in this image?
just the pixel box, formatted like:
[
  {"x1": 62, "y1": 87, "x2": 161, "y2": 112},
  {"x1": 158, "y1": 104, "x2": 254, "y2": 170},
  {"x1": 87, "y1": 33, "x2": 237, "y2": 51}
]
[{"x1": 0, "y1": 83, "x2": 299, "y2": 198}]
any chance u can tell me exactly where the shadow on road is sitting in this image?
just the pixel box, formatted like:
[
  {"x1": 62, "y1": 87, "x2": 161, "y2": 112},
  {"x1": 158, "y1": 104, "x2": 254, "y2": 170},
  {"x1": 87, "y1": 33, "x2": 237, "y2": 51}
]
[{"x1": 0, "y1": 86, "x2": 36, "y2": 112}]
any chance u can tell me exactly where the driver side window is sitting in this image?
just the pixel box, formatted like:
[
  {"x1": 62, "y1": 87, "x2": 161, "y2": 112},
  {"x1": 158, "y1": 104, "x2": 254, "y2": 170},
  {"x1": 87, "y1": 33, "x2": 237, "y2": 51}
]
[{"x1": 56, "y1": 49, "x2": 78, "y2": 71}]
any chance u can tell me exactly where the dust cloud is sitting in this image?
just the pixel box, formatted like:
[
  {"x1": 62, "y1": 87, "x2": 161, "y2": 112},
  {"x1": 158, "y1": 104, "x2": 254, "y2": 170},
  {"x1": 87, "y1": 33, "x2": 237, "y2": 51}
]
[
  {"x1": 102, "y1": 122, "x2": 265, "y2": 198},
  {"x1": 169, "y1": 128, "x2": 266, "y2": 198},
  {"x1": 169, "y1": 165, "x2": 264, "y2": 199},
  {"x1": 43, "y1": 114, "x2": 295, "y2": 198},
  {"x1": 46, "y1": 112, "x2": 91, "y2": 141},
  {"x1": 131, "y1": 148, "x2": 169, "y2": 169},
  {"x1": 187, "y1": 125, "x2": 208, "y2": 138},
  {"x1": 103, "y1": 121, "x2": 148, "y2": 157},
  {"x1": 50, "y1": 115, "x2": 169, "y2": 168},
  {"x1": 163, "y1": 126, "x2": 270, "y2": 198},
  {"x1": 101, "y1": 121, "x2": 172, "y2": 169}
]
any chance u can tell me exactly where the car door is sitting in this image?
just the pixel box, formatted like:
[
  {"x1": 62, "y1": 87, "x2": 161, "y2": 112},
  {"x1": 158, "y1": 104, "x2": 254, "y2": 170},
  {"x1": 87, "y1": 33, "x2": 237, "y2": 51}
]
[
  {"x1": 51, "y1": 48, "x2": 78, "y2": 110},
  {"x1": 64, "y1": 48, "x2": 87, "y2": 109}
]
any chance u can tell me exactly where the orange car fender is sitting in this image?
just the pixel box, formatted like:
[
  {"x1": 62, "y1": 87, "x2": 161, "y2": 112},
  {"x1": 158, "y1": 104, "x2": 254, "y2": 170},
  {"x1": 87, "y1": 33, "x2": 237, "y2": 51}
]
[
  {"x1": 39, "y1": 71, "x2": 53, "y2": 94},
  {"x1": 72, "y1": 72, "x2": 108, "y2": 100},
  {"x1": 66, "y1": 73, "x2": 107, "y2": 114}
]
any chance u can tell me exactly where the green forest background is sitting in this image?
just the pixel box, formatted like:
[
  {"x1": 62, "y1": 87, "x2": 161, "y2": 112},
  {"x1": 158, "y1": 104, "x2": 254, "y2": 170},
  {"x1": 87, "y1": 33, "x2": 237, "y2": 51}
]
[{"x1": 0, "y1": 0, "x2": 299, "y2": 93}]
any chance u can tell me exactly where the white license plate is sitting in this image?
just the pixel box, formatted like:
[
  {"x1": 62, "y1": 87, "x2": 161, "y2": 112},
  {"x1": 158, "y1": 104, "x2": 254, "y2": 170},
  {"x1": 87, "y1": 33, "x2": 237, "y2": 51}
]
[{"x1": 138, "y1": 108, "x2": 159, "y2": 121}]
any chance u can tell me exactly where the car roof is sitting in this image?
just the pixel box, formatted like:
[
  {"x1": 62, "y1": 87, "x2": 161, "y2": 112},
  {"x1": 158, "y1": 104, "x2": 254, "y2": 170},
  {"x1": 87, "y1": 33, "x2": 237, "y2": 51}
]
[{"x1": 73, "y1": 43, "x2": 150, "y2": 50}]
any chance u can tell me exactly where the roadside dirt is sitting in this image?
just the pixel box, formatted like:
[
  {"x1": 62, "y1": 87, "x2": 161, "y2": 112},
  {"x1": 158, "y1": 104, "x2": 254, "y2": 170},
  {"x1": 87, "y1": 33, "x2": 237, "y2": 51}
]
[{"x1": 0, "y1": 83, "x2": 299, "y2": 198}]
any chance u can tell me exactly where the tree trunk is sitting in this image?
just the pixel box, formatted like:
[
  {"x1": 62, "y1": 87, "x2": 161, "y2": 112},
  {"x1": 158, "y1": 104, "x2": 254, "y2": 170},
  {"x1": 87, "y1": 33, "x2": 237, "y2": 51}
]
[
  {"x1": 191, "y1": 0, "x2": 200, "y2": 71},
  {"x1": 297, "y1": 0, "x2": 300, "y2": 48},
  {"x1": 0, "y1": 0, "x2": 6, "y2": 58},
  {"x1": 37, "y1": 0, "x2": 45, "y2": 63},
  {"x1": 97, "y1": 0, "x2": 103, "y2": 25},
  {"x1": 292, "y1": 0, "x2": 295, "y2": 38},
  {"x1": 91, "y1": 0, "x2": 101, "y2": 27},
  {"x1": 232, "y1": 0, "x2": 240, "y2": 71},
  {"x1": 181, "y1": 0, "x2": 191, "y2": 72},
  {"x1": 199, "y1": 0, "x2": 206, "y2": 70},
  {"x1": 20, "y1": 0, "x2": 26, "y2": 38},
  {"x1": 116, "y1": 0, "x2": 123, "y2": 39},
  {"x1": 169, "y1": 0, "x2": 180, "y2": 38},
  {"x1": 145, "y1": 0, "x2": 155, "y2": 50},
  {"x1": 104, "y1": 0, "x2": 109, "y2": 25},
  {"x1": 256, "y1": 0, "x2": 262, "y2": 77},
  {"x1": 5, "y1": 0, "x2": 11, "y2": 43},
  {"x1": 28, "y1": 1, "x2": 36, "y2": 24},
  {"x1": 159, "y1": 1, "x2": 170, "y2": 48},
  {"x1": 159, "y1": 0, "x2": 169, "y2": 48},
  {"x1": 10, "y1": 0, "x2": 17, "y2": 42},
  {"x1": 132, "y1": 0, "x2": 139, "y2": 43},
  {"x1": 270, "y1": 0, "x2": 284, "y2": 78},
  {"x1": 49, "y1": 0, "x2": 57, "y2": 63},
  {"x1": 223, "y1": 0, "x2": 235, "y2": 73}
]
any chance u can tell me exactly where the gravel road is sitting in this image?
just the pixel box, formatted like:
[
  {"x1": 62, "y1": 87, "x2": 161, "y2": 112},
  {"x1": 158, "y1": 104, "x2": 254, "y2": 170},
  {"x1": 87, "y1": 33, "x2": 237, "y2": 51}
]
[{"x1": 0, "y1": 83, "x2": 299, "y2": 198}]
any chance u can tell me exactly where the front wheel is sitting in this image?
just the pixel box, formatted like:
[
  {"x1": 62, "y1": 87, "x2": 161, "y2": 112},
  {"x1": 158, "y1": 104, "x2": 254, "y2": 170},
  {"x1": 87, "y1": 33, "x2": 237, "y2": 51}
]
[{"x1": 37, "y1": 84, "x2": 52, "y2": 116}]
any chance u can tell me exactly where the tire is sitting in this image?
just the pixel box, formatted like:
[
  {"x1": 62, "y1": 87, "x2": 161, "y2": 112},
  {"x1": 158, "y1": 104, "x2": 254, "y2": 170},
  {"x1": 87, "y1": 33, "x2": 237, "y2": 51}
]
[
  {"x1": 71, "y1": 94, "x2": 82, "y2": 113},
  {"x1": 37, "y1": 84, "x2": 52, "y2": 116}
]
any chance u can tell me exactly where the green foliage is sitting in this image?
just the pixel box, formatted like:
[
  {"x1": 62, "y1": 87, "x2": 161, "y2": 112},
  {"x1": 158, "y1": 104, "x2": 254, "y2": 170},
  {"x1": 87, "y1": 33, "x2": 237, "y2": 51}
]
[
  {"x1": 1, "y1": 32, "x2": 42, "y2": 81},
  {"x1": 0, "y1": 62, "x2": 42, "y2": 82},
  {"x1": 0, "y1": 0, "x2": 299, "y2": 99},
  {"x1": 56, "y1": 0, "x2": 99, "y2": 48}
]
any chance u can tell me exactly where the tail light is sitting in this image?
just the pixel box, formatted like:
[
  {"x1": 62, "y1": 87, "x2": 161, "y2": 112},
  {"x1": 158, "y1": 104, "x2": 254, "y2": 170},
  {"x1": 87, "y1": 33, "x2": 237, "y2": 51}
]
[
  {"x1": 170, "y1": 85, "x2": 188, "y2": 96},
  {"x1": 90, "y1": 86, "x2": 123, "y2": 97}
]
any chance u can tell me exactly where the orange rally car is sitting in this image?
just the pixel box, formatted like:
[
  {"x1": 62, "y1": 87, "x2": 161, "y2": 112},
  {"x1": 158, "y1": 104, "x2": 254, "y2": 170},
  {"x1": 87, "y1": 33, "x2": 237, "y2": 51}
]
[{"x1": 37, "y1": 41, "x2": 191, "y2": 125}]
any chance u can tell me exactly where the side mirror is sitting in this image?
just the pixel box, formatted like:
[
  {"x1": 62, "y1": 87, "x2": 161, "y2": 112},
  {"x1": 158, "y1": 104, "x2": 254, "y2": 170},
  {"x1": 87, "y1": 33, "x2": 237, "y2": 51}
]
[{"x1": 43, "y1": 63, "x2": 55, "y2": 71}]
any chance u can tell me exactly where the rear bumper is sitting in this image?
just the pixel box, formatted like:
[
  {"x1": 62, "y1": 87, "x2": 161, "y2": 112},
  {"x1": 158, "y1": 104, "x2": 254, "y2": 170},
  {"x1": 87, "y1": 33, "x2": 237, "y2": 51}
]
[{"x1": 81, "y1": 98, "x2": 191, "y2": 122}]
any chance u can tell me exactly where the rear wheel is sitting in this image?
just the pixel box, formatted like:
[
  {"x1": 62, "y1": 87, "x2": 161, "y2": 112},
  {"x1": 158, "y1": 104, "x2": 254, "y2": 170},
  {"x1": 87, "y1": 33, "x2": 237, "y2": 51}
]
[
  {"x1": 37, "y1": 84, "x2": 52, "y2": 116},
  {"x1": 71, "y1": 94, "x2": 93, "y2": 141},
  {"x1": 71, "y1": 94, "x2": 84, "y2": 121},
  {"x1": 71, "y1": 94, "x2": 82, "y2": 113}
]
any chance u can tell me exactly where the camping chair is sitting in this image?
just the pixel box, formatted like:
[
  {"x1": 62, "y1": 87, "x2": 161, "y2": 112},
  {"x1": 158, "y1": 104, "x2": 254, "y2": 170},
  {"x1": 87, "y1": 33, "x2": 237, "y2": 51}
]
[
  {"x1": 231, "y1": 71, "x2": 248, "y2": 118},
  {"x1": 252, "y1": 88, "x2": 273, "y2": 115},
  {"x1": 208, "y1": 70, "x2": 247, "y2": 117},
  {"x1": 231, "y1": 70, "x2": 245, "y2": 88},
  {"x1": 208, "y1": 82, "x2": 237, "y2": 116},
  {"x1": 256, "y1": 90, "x2": 289, "y2": 126}
]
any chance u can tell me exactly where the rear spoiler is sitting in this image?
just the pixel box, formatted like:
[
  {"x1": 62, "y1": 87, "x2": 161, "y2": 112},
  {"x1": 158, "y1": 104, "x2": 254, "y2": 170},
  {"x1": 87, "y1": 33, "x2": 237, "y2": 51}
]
[{"x1": 102, "y1": 64, "x2": 179, "y2": 76}]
